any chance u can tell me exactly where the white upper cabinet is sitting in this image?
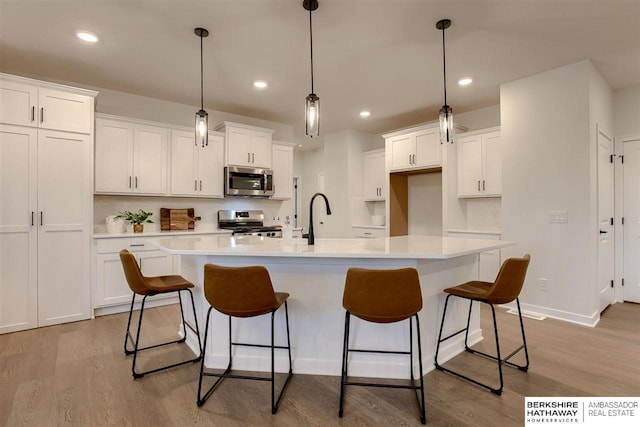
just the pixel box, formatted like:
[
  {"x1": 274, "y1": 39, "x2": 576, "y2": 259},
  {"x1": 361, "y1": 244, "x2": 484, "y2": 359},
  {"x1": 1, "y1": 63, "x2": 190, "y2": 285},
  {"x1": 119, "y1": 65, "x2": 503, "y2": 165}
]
[
  {"x1": 0, "y1": 74, "x2": 93, "y2": 134},
  {"x1": 170, "y1": 129, "x2": 224, "y2": 197},
  {"x1": 457, "y1": 127, "x2": 501, "y2": 198},
  {"x1": 95, "y1": 115, "x2": 168, "y2": 195},
  {"x1": 271, "y1": 142, "x2": 294, "y2": 200},
  {"x1": 363, "y1": 149, "x2": 386, "y2": 201},
  {"x1": 385, "y1": 124, "x2": 442, "y2": 172},
  {"x1": 216, "y1": 121, "x2": 274, "y2": 168}
]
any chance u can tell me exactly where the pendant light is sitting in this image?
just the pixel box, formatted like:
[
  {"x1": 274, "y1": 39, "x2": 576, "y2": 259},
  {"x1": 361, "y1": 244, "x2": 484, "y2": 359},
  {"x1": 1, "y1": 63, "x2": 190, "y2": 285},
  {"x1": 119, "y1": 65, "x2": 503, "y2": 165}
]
[
  {"x1": 303, "y1": 0, "x2": 319, "y2": 138},
  {"x1": 194, "y1": 27, "x2": 209, "y2": 147},
  {"x1": 436, "y1": 19, "x2": 454, "y2": 144}
]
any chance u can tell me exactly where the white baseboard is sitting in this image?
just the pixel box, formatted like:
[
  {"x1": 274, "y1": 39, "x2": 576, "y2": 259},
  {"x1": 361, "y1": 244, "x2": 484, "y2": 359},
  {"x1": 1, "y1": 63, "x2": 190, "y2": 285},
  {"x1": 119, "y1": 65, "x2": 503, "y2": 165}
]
[
  {"x1": 93, "y1": 296, "x2": 179, "y2": 317},
  {"x1": 501, "y1": 302, "x2": 599, "y2": 327}
]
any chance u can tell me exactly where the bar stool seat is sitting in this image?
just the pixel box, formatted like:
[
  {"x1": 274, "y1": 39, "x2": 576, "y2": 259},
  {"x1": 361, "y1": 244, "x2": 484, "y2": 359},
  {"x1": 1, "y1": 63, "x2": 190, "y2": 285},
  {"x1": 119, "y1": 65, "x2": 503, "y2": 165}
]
[
  {"x1": 119, "y1": 249, "x2": 202, "y2": 379},
  {"x1": 197, "y1": 264, "x2": 293, "y2": 414},
  {"x1": 339, "y1": 267, "x2": 426, "y2": 424},
  {"x1": 435, "y1": 253, "x2": 531, "y2": 395}
]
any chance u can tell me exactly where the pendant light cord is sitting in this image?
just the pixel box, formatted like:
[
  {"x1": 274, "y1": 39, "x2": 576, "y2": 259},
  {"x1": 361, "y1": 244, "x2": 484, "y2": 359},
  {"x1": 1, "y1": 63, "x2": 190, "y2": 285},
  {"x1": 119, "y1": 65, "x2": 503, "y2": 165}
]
[
  {"x1": 200, "y1": 33, "x2": 204, "y2": 110},
  {"x1": 441, "y1": 25, "x2": 447, "y2": 107},
  {"x1": 309, "y1": 6, "x2": 314, "y2": 93}
]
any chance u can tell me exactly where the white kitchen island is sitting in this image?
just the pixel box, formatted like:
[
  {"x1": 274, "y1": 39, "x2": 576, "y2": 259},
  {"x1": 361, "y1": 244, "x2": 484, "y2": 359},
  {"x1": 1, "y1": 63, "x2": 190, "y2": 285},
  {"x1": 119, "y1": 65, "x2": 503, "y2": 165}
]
[{"x1": 147, "y1": 235, "x2": 514, "y2": 379}]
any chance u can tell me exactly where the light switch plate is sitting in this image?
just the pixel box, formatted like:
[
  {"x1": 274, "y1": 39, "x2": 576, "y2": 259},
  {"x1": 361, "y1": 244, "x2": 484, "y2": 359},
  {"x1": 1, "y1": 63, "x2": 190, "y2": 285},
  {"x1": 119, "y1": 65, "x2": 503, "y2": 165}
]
[{"x1": 548, "y1": 210, "x2": 568, "y2": 223}]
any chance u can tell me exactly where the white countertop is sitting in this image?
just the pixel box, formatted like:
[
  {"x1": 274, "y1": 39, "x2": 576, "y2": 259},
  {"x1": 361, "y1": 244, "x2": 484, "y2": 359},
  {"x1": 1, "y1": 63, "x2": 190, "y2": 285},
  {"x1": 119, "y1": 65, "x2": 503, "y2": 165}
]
[{"x1": 147, "y1": 235, "x2": 514, "y2": 260}]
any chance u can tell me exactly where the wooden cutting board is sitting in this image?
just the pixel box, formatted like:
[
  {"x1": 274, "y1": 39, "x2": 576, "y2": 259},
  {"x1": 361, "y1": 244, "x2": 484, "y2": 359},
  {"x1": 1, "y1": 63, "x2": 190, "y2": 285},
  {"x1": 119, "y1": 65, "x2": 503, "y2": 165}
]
[{"x1": 160, "y1": 208, "x2": 199, "y2": 230}]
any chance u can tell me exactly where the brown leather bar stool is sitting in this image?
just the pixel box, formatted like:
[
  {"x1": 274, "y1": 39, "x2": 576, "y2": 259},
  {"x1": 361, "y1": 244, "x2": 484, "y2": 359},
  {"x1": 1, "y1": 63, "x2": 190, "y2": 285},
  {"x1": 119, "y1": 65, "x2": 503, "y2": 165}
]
[
  {"x1": 197, "y1": 264, "x2": 293, "y2": 414},
  {"x1": 339, "y1": 267, "x2": 426, "y2": 424},
  {"x1": 119, "y1": 249, "x2": 202, "y2": 379},
  {"x1": 434, "y1": 253, "x2": 531, "y2": 395}
]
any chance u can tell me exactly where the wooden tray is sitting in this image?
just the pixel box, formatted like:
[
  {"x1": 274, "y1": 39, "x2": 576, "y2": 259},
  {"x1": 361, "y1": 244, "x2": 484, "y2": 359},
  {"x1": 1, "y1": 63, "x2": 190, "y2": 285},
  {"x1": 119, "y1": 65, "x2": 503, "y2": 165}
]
[{"x1": 160, "y1": 208, "x2": 200, "y2": 230}]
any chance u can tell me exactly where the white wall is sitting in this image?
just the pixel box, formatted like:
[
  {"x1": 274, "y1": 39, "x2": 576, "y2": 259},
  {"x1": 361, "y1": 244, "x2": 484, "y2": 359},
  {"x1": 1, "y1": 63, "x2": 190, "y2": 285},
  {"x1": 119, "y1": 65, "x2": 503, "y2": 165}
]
[
  {"x1": 613, "y1": 85, "x2": 640, "y2": 137},
  {"x1": 95, "y1": 87, "x2": 294, "y2": 142},
  {"x1": 500, "y1": 60, "x2": 613, "y2": 325},
  {"x1": 456, "y1": 104, "x2": 501, "y2": 131}
]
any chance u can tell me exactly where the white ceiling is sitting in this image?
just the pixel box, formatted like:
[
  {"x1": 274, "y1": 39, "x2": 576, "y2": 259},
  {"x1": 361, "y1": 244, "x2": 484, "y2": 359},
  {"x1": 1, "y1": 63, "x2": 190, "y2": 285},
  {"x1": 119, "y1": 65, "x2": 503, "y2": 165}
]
[{"x1": 1, "y1": 0, "x2": 639, "y2": 149}]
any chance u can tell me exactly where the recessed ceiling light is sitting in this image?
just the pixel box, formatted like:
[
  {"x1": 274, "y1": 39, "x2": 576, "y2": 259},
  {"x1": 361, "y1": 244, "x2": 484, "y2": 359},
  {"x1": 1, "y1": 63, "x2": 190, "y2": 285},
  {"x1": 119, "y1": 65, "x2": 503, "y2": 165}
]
[
  {"x1": 458, "y1": 77, "x2": 473, "y2": 86},
  {"x1": 76, "y1": 31, "x2": 99, "y2": 43},
  {"x1": 253, "y1": 80, "x2": 268, "y2": 89},
  {"x1": 359, "y1": 110, "x2": 371, "y2": 118}
]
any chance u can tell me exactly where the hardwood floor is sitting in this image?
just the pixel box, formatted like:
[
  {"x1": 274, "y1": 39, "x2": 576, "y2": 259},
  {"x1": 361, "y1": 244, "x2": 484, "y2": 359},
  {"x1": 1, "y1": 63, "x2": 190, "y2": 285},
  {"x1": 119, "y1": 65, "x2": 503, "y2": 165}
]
[{"x1": 1, "y1": 302, "x2": 638, "y2": 426}]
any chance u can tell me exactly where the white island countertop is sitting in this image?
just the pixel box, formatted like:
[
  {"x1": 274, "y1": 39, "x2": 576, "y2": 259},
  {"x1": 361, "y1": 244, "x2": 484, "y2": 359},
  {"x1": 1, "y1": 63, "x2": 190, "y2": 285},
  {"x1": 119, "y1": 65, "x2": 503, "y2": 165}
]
[{"x1": 147, "y1": 234, "x2": 514, "y2": 259}]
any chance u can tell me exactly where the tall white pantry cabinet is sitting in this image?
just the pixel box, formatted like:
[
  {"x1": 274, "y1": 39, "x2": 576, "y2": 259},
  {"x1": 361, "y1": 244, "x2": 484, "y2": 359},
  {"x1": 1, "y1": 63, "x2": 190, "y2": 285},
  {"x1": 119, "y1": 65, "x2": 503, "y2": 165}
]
[{"x1": 0, "y1": 73, "x2": 97, "y2": 334}]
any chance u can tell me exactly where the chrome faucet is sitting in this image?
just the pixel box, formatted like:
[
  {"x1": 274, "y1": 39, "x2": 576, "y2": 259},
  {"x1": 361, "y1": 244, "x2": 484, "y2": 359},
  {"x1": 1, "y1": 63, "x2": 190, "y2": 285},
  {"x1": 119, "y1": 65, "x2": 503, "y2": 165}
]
[{"x1": 308, "y1": 192, "x2": 331, "y2": 245}]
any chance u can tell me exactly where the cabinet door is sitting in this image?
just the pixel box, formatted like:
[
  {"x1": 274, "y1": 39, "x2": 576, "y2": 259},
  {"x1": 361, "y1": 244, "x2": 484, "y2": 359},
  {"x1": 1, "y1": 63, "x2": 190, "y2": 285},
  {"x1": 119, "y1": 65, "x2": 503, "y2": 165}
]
[
  {"x1": 95, "y1": 253, "x2": 132, "y2": 306},
  {"x1": 0, "y1": 125, "x2": 38, "y2": 334},
  {"x1": 37, "y1": 130, "x2": 91, "y2": 327},
  {"x1": 138, "y1": 251, "x2": 174, "y2": 277},
  {"x1": 198, "y1": 133, "x2": 224, "y2": 197},
  {"x1": 389, "y1": 134, "x2": 413, "y2": 170},
  {"x1": 170, "y1": 130, "x2": 198, "y2": 196},
  {"x1": 133, "y1": 125, "x2": 168, "y2": 194},
  {"x1": 38, "y1": 88, "x2": 93, "y2": 134},
  {"x1": 457, "y1": 135, "x2": 483, "y2": 197},
  {"x1": 95, "y1": 119, "x2": 134, "y2": 193},
  {"x1": 250, "y1": 131, "x2": 272, "y2": 168},
  {"x1": 482, "y1": 131, "x2": 502, "y2": 196},
  {"x1": 414, "y1": 128, "x2": 441, "y2": 168},
  {"x1": 272, "y1": 144, "x2": 293, "y2": 199},
  {"x1": 363, "y1": 150, "x2": 385, "y2": 200},
  {"x1": 226, "y1": 126, "x2": 251, "y2": 166},
  {"x1": 0, "y1": 79, "x2": 38, "y2": 127}
]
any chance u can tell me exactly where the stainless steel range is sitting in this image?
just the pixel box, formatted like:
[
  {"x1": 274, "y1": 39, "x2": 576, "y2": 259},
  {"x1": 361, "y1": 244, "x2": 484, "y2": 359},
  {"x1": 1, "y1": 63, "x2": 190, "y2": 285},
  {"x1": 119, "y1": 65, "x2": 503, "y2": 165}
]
[{"x1": 218, "y1": 210, "x2": 282, "y2": 238}]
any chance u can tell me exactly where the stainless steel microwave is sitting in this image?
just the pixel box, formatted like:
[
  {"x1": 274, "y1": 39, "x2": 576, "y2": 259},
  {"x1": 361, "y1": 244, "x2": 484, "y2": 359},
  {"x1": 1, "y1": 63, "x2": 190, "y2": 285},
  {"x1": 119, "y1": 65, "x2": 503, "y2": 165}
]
[{"x1": 224, "y1": 166, "x2": 274, "y2": 197}]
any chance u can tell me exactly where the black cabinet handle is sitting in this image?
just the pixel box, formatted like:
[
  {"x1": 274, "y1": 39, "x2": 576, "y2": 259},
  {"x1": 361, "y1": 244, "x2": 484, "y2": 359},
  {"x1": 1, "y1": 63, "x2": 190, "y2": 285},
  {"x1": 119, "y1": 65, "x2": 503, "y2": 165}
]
[
  {"x1": 31, "y1": 106, "x2": 35, "y2": 122},
  {"x1": 599, "y1": 230, "x2": 608, "y2": 234},
  {"x1": 40, "y1": 211, "x2": 43, "y2": 226},
  {"x1": 31, "y1": 211, "x2": 34, "y2": 226},
  {"x1": 40, "y1": 107, "x2": 44, "y2": 123}
]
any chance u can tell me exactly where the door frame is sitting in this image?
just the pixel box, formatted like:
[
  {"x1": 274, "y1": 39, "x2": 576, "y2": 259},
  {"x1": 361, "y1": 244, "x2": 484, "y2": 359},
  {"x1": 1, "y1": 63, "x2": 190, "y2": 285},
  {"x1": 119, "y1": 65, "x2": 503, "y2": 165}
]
[
  {"x1": 614, "y1": 133, "x2": 640, "y2": 303},
  {"x1": 597, "y1": 124, "x2": 615, "y2": 311}
]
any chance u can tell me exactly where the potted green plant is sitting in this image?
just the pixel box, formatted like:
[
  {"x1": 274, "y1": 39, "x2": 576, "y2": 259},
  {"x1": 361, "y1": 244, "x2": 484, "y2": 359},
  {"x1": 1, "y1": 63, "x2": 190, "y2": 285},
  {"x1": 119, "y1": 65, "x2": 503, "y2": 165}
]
[{"x1": 114, "y1": 209, "x2": 154, "y2": 233}]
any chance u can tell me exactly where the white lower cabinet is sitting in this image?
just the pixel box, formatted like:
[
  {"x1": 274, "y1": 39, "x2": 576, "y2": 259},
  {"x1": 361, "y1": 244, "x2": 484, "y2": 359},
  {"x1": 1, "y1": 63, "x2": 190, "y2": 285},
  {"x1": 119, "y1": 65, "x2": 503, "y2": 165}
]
[
  {"x1": 447, "y1": 231, "x2": 501, "y2": 282},
  {"x1": 94, "y1": 237, "x2": 176, "y2": 311}
]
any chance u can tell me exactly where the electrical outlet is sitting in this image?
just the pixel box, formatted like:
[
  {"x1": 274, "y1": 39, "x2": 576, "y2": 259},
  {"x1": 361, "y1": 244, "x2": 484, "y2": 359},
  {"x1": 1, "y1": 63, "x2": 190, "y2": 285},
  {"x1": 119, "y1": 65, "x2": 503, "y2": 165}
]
[{"x1": 539, "y1": 277, "x2": 548, "y2": 291}]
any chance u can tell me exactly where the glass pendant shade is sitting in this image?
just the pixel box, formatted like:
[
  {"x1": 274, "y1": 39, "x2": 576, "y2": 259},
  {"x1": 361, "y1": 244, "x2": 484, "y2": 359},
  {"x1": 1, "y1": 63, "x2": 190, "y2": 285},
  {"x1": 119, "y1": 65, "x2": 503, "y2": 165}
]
[
  {"x1": 195, "y1": 109, "x2": 208, "y2": 147},
  {"x1": 194, "y1": 27, "x2": 209, "y2": 148},
  {"x1": 305, "y1": 93, "x2": 319, "y2": 137},
  {"x1": 439, "y1": 104, "x2": 454, "y2": 144}
]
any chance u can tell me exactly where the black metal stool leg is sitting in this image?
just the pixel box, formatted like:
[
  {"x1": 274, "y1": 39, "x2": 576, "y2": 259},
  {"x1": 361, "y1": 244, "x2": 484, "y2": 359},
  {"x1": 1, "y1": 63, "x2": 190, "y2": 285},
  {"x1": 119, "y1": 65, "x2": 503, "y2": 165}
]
[
  {"x1": 338, "y1": 311, "x2": 351, "y2": 418},
  {"x1": 272, "y1": 301, "x2": 293, "y2": 414},
  {"x1": 186, "y1": 289, "x2": 203, "y2": 358},
  {"x1": 414, "y1": 314, "x2": 426, "y2": 424},
  {"x1": 131, "y1": 295, "x2": 149, "y2": 379},
  {"x1": 124, "y1": 292, "x2": 137, "y2": 355}
]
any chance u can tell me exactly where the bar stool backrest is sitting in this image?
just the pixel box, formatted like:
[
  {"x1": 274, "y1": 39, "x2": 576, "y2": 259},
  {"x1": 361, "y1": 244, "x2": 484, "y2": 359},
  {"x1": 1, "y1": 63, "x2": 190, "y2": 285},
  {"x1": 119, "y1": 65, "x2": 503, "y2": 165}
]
[
  {"x1": 120, "y1": 249, "x2": 151, "y2": 295},
  {"x1": 204, "y1": 264, "x2": 278, "y2": 318},
  {"x1": 485, "y1": 254, "x2": 531, "y2": 305},
  {"x1": 343, "y1": 267, "x2": 422, "y2": 323}
]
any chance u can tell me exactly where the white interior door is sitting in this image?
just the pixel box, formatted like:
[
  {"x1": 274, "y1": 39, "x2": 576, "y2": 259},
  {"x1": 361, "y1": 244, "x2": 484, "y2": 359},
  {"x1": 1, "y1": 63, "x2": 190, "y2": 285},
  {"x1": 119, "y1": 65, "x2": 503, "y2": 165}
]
[
  {"x1": 597, "y1": 125, "x2": 615, "y2": 311},
  {"x1": 622, "y1": 135, "x2": 640, "y2": 303}
]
